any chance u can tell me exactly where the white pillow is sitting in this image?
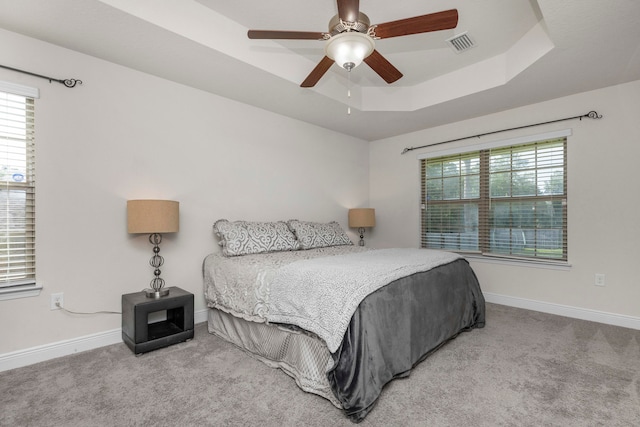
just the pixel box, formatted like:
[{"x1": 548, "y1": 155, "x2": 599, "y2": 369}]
[
  {"x1": 286, "y1": 220, "x2": 352, "y2": 250},
  {"x1": 213, "y1": 219, "x2": 299, "y2": 256}
]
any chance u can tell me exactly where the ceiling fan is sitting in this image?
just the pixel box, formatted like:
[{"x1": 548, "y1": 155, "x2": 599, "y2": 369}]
[{"x1": 247, "y1": 0, "x2": 458, "y2": 87}]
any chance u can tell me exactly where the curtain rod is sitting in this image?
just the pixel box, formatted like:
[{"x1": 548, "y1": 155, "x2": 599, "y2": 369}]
[
  {"x1": 401, "y1": 110, "x2": 603, "y2": 155},
  {"x1": 0, "y1": 64, "x2": 82, "y2": 88}
]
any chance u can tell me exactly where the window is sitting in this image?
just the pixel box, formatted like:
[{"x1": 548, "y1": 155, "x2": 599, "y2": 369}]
[
  {"x1": 421, "y1": 132, "x2": 568, "y2": 262},
  {"x1": 0, "y1": 83, "x2": 37, "y2": 295}
]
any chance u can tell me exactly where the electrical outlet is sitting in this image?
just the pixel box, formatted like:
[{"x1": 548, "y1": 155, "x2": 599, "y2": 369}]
[
  {"x1": 594, "y1": 274, "x2": 605, "y2": 287},
  {"x1": 51, "y1": 292, "x2": 64, "y2": 310}
]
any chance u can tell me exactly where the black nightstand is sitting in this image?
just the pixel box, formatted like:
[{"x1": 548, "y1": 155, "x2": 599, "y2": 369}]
[{"x1": 122, "y1": 286, "x2": 194, "y2": 355}]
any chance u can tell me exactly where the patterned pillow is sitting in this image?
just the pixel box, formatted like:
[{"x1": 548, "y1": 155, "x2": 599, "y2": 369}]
[
  {"x1": 213, "y1": 219, "x2": 300, "y2": 257},
  {"x1": 287, "y1": 220, "x2": 353, "y2": 250}
]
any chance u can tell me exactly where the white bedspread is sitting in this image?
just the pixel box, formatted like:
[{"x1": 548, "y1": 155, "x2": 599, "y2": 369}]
[
  {"x1": 203, "y1": 247, "x2": 461, "y2": 353},
  {"x1": 267, "y1": 248, "x2": 461, "y2": 352}
]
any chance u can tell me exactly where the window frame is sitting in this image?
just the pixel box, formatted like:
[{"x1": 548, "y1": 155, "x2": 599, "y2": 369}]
[
  {"x1": 418, "y1": 129, "x2": 571, "y2": 267},
  {"x1": 0, "y1": 80, "x2": 41, "y2": 300}
]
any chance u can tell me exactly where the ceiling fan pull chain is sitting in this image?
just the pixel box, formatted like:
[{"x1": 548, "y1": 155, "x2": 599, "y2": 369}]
[{"x1": 347, "y1": 68, "x2": 352, "y2": 115}]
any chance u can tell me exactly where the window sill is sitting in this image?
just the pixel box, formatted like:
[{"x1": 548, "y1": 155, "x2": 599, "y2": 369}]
[
  {"x1": 464, "y1": 254, "x2": 571, "y2": 271},
  {"x1": 0, "y1": 283, "x2": 43, "y2": 301}
]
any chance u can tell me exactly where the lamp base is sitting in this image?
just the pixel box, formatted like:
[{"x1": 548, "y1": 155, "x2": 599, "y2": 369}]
[{"x1": 144, "y1": 288, "x2": 170, "y2": 298}]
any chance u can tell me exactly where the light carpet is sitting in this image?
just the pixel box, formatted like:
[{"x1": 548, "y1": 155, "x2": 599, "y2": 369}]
[{"x1": 1, "y1": 303, "x2": 639, "y2": 426}]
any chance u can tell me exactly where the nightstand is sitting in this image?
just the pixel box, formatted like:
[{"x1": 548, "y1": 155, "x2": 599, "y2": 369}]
[{"x1": 122, "y1": 286, "x2": 194, "y2": 355}]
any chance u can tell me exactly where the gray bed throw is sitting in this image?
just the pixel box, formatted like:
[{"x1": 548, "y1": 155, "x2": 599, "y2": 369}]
[{"x1": 329, "y1": 258, "x2": 485, "y2": 422}]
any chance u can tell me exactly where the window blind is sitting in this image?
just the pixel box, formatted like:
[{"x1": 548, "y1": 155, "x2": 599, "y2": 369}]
[
  {"x1": 421, "y1": 137, "x2": 567, "y2": 262},
  {"x1": 0, "y1": 90, "x2": 36, "y2": 287}
]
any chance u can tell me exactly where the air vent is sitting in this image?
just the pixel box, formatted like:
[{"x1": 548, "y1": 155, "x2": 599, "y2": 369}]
[{"x1": 446, "y1": 32, "x2": 476, "y2": 53}]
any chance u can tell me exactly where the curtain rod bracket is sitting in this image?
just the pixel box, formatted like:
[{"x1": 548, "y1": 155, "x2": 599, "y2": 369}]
[
  {"x1": 401, "y1": 110, "x2": 603, "y2": 155},
  {"x1": 1, "y1": 64, "x2": 83, "y2": 88}
]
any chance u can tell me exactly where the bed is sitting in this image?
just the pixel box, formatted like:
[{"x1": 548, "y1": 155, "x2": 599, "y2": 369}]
[{"x1": 203, "y1": 219, "x2": 485, "y2": 422}]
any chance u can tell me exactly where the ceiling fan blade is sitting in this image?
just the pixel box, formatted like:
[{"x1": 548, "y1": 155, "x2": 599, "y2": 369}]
[
  {"x1": 364, "y1": 50, "x2": 403, "y2": 84},
  {"x1": 372, "y1": 9, "x2": 458, "y2": 39},
  {"x1": 337, "y1": 0, "x2": 360, "y2": 23},
  {"x1": 300, "y1": 56, "x2": 335, "y2": 87},
  {"x1": 248, "y1": 30, "x2": 327, "y2": 40}
]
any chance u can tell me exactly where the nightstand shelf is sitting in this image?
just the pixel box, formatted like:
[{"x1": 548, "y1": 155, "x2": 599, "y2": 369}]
[
  {"x1": 147, "y1": 320, "x2": 184, "y2": 341},
  {"x1": 122, "y1": 286, "x2": 194, "y2": 355}
]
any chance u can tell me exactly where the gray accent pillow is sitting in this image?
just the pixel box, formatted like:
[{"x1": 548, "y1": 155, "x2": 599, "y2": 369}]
[
  {"x1": 287, "y1": 220, "x2": 353, "y2": 250},
  {"x1": 213, "y1": 219, "x2": 300, "y2": 257}
]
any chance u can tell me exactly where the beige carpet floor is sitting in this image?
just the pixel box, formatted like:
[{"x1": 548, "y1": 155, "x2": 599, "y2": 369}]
[{"x1": 1, "y1": 303, "x2": 639, "y2": 426}]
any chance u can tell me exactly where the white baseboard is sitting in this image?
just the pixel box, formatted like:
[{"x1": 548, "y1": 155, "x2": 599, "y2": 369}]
[
  {"x1": 483, "y1": 292, "x2": 640, "y2": 330},
  {"x1": 3, "y1": 299, "x2": 639, "y2": 373},
  {"x1": 0, "y1": 308, "x2": 209, "y2": 373},
  {"x1": 193, "y1": 308, "x2": 208, "y2": 324}
]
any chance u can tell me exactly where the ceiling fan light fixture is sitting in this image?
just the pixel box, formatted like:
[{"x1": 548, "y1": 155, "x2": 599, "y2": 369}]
[{"x1": 324, "y1": 32, "x2": 375, "y2": 70}]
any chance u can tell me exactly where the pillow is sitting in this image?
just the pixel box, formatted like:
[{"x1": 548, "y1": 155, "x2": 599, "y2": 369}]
[
  {"x1": 287, "y1": 220, "x2": 353, "y2": 250},
  {"x1": 213, "y1": 219, "x2": 299, "y2": 257}
]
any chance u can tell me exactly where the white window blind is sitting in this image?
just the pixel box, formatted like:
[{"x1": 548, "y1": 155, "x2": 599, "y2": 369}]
[
  {"x1": 421, "y1": 135, "x2": 567, "y2": 262},
  {"x1": 0, "y1": 88, "x2": 36, "y2": 287}
]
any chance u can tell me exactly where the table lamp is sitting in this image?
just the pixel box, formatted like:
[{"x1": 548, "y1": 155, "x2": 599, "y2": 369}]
[
  {"x1": 348, "y1": 208, "x2": 375, "y2": 246},
  {"x1": 127, "y1": 199, "x2": 179, "y2": 298}
]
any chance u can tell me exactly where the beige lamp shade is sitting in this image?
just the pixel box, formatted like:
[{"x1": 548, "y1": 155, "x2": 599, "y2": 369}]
[
  {"x1": 348, "y1": 208, "x2": 376, "y2": 228},
  {"x1": 127, "y1": 200, "x2": 179, "y2": 234}
]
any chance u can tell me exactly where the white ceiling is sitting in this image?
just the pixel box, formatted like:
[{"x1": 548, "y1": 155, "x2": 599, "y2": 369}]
[{"x1": 1, "y1": 0, "x2": 639, "y2": 141}]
